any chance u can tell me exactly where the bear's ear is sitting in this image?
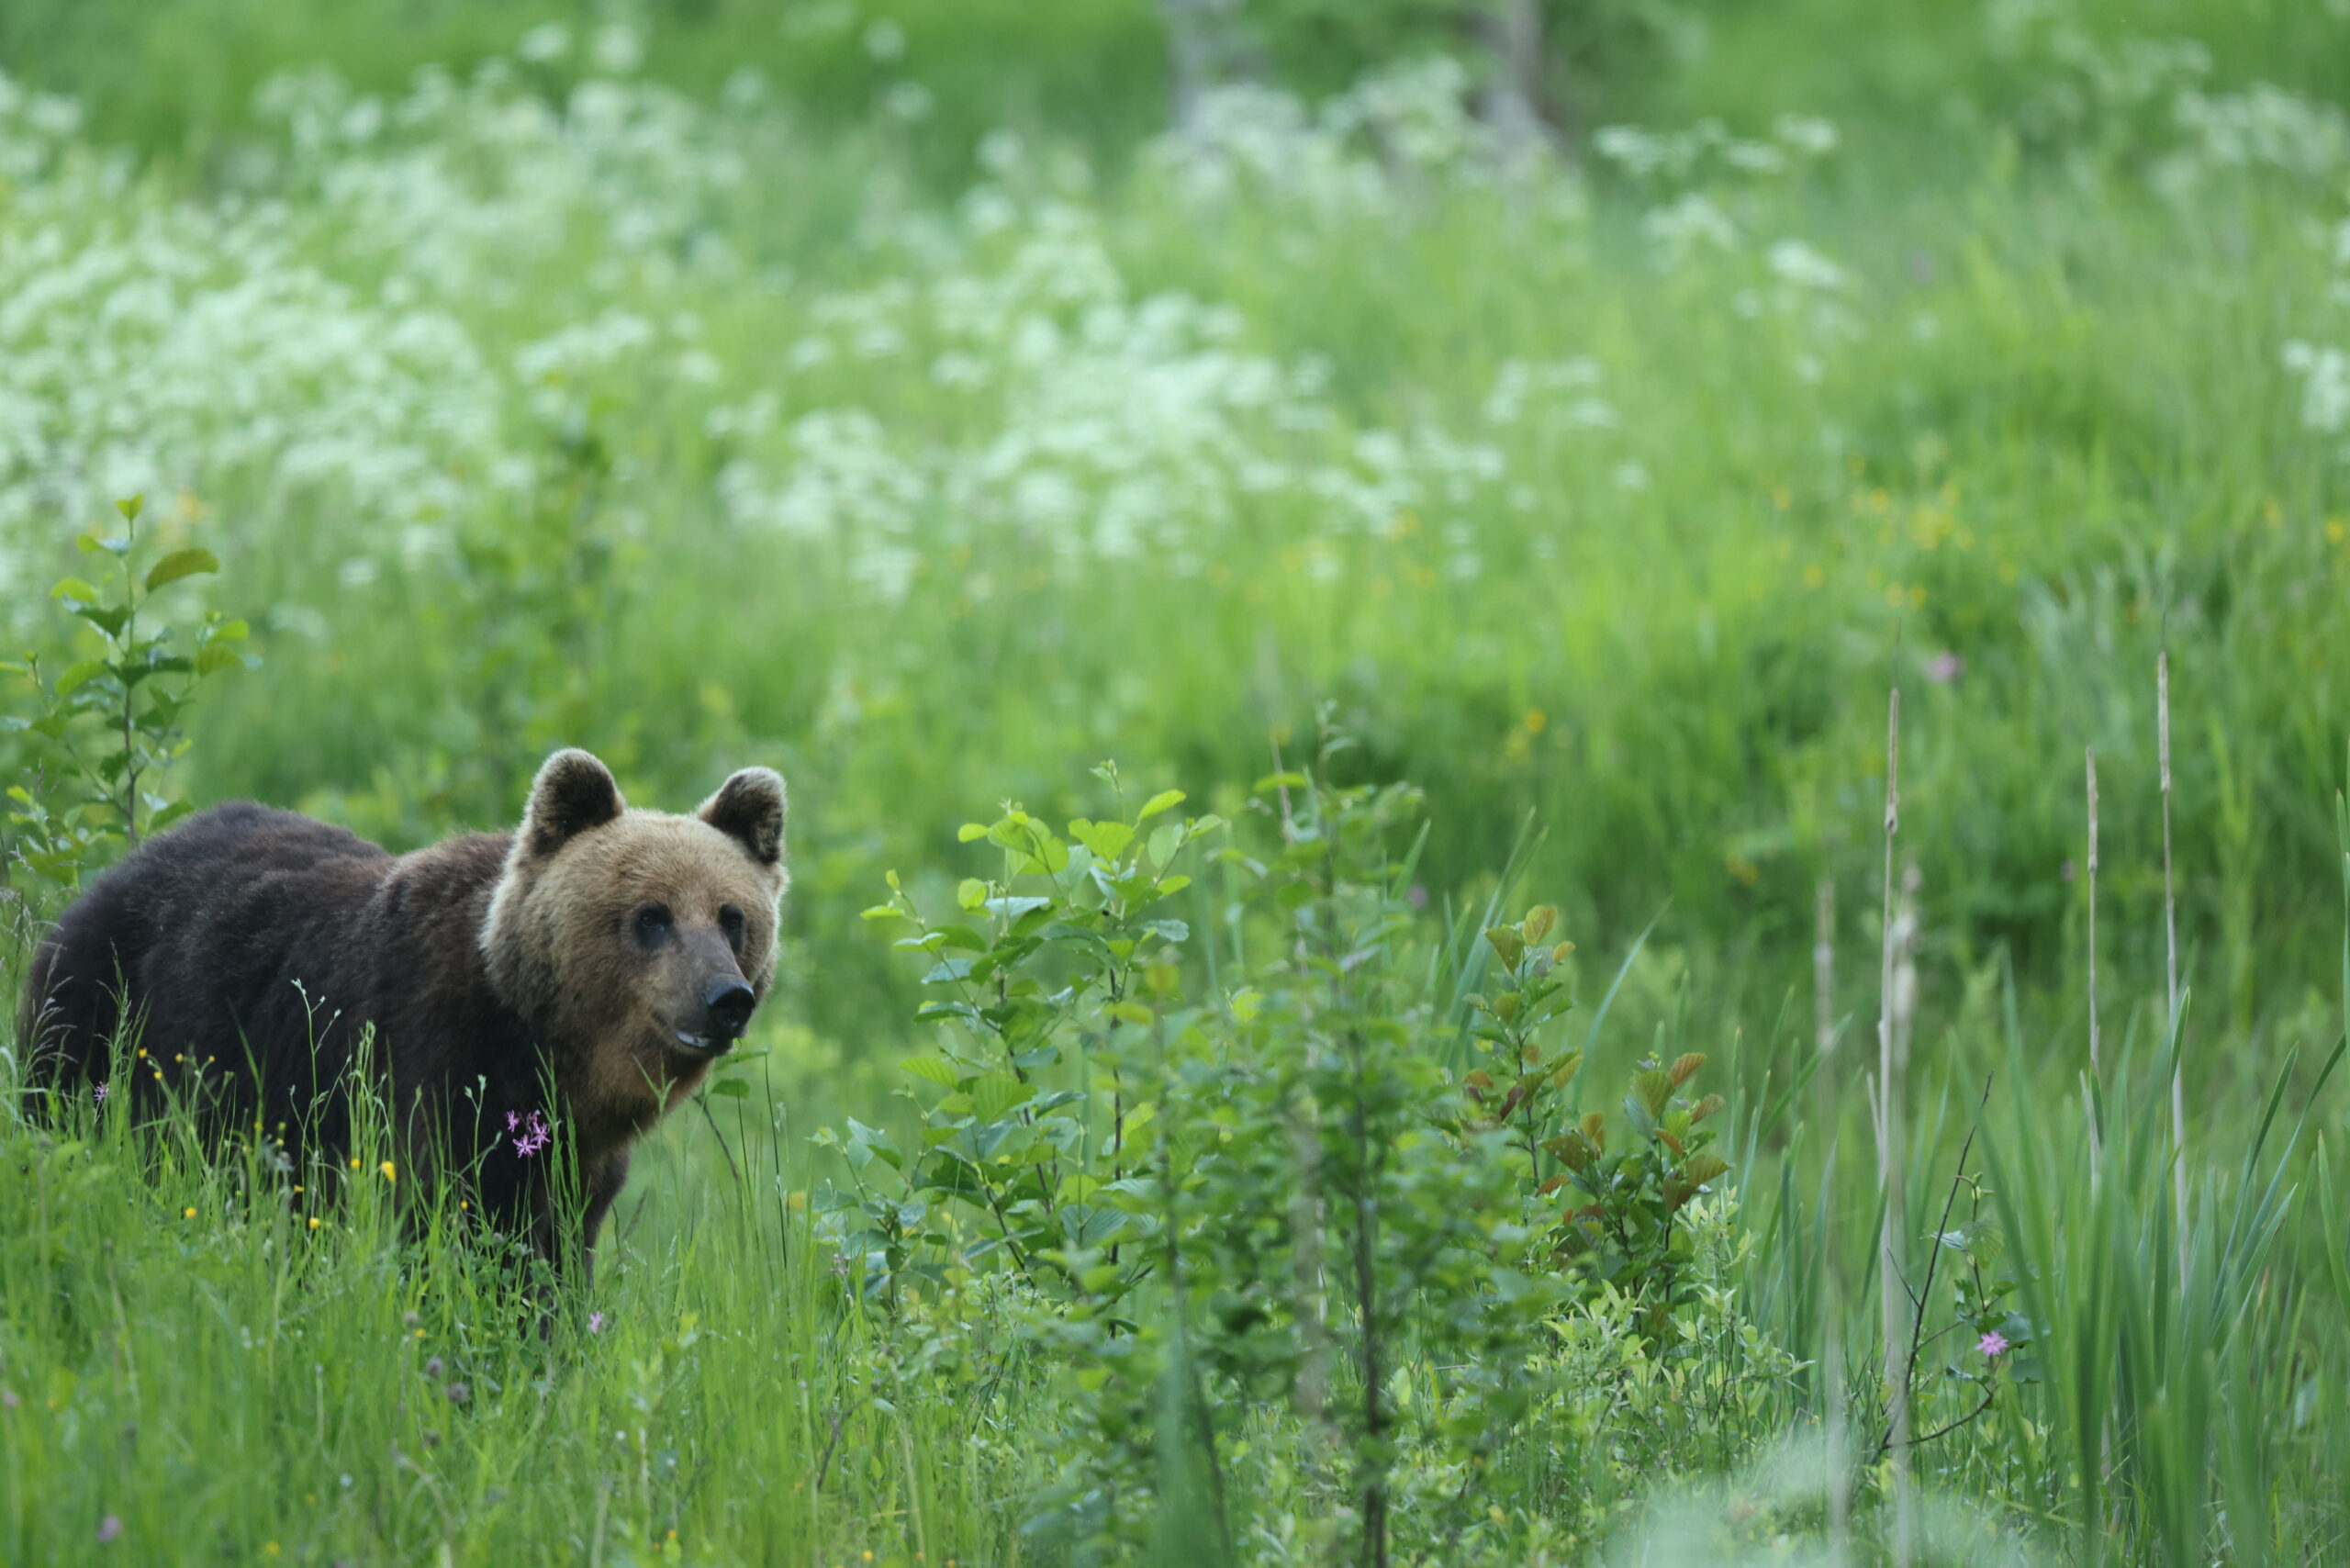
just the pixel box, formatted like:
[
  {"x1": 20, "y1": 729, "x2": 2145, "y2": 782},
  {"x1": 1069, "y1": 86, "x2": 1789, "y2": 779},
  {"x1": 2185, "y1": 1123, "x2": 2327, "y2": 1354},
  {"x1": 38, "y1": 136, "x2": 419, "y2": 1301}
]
[
  {"x1": 699, "y1": 767, "x2": 787, "y2": 867},
  {"x1": 518, "y1": 748, "x2": 625, "y2": 857}
]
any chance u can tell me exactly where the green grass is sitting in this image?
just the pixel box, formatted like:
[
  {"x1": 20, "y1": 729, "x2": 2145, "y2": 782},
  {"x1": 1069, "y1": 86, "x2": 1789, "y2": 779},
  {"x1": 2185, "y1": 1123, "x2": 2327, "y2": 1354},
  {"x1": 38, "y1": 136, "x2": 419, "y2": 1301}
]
[{"x1": 5, "y1": 0, "x2": 2350, "y2": 1560}]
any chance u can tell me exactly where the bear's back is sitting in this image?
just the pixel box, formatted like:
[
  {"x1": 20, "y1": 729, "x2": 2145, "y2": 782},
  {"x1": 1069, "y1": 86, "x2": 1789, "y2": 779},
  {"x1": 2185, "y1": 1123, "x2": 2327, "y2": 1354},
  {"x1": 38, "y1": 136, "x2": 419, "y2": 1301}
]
[{"x1": 23, "y1": 804, "x2": 404, "y2": 1105}]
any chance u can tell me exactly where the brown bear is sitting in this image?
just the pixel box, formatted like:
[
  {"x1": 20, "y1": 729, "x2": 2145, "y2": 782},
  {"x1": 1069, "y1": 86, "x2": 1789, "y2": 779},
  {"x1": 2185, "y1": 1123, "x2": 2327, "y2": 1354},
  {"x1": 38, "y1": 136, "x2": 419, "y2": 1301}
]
[{"x1": 15, "y1": 748, "x2": 786, "y2": 1271}]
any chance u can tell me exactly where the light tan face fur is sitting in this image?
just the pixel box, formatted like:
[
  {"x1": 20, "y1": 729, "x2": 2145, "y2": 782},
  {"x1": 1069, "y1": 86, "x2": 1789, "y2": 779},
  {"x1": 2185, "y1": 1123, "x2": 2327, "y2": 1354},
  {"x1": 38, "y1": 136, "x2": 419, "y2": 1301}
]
[{"x1": 482, "y1": 750, "x2": 788, "y2": 1137}]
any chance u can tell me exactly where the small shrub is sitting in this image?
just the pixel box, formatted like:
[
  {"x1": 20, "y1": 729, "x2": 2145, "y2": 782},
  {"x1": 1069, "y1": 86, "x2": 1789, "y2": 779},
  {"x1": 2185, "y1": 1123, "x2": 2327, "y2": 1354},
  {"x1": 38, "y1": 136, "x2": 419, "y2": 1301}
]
[{"x1": 3, "y1": 495, "x2": 252, "y2": 886}]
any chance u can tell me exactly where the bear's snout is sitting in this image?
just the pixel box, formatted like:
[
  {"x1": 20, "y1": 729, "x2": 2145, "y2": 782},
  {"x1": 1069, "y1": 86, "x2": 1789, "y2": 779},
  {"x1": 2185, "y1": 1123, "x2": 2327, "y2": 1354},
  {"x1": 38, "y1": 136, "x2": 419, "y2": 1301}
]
[{"x1": 700, "y1": 978, "x2": 756, "y2": 1045}]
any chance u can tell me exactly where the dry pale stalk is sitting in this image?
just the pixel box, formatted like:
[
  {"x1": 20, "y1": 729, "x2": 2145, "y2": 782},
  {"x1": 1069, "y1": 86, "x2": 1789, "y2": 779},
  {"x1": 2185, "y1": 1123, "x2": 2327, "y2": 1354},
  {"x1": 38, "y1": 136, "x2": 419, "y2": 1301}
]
[
  {"x1": 1874, "y1": 688, "x2": 1914, "y2": 1566},
  {"x1": 1813, "y1": 877, "x2": 1848, "y2": 1562},
  {"x1": 2086, "y1": 745, "x2": 2102, "y2": 1175},
  {"x1": 2159, "y1": 651, "x2": 2187, "y2": 1257}
]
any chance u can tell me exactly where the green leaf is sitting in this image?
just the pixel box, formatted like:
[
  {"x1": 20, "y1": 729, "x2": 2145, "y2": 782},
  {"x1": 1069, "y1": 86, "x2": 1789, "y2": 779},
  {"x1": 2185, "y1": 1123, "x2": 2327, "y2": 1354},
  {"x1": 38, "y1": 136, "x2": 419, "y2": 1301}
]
[
  {"x1": 901, "y1": 1056, "x2": 965, "y2": 1088},
  {"x1": 193, "y1": 647, "x2": 242, "y2": 678},
  {"x1": 143, "y1": 549, "x2": 219, "y2": 592},
  {"x1": 1136, "y1": 789, "x2": 1186, "y2": 821},
  {"x1": 705, "y1": 1077, "x2": 751, "y2": 1099},
  {"x1": 50, "y1": 577, "x2": 103, "y2": 604},
  {"x1": 957, "y1": 822, "x2": 989, "y2": 842},
  {"x1": 1954, "y1": 1224, "x2": 2006, "y2": 1270},
  {"x1": 1060, "y1": 1205, "x2": 1131, "y2": 1248},
  {"x1": 1633, "y1": 1068, "x2": 1674, "y2": 1117},
  {"x1": 969, "y1": 1071, "x2": 1033, "y2": 1124},
  {"x1": 1068, "y1": 817, "x2": 1134, "y2": 861},
  {"x1": 1485, "y1": 925, "x2": 1526, "y2": 968},
  {"x1": 54, "y1": 660, "x2": 108, "y2": 696},
  {"x1": 983, "y1": 895, "x2": 1051, "y2": 922},
  {"x1": 115, "y1": 495, "x2": 145, "y2": 523},
  {"x1": 72, "y1": 605, "x2": 130, "y2": 638},
  {"x1": 1681, "y1": 1152, "x2": 1729, "y2": 1187}
]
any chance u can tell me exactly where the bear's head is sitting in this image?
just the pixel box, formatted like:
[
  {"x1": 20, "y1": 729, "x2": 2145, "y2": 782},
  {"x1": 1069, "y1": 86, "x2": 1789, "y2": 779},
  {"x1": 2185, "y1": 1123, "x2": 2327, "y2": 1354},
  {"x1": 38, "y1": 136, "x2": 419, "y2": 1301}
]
[{"x1": 481, "y1": 749, "x2": 788, "y2": 1127}]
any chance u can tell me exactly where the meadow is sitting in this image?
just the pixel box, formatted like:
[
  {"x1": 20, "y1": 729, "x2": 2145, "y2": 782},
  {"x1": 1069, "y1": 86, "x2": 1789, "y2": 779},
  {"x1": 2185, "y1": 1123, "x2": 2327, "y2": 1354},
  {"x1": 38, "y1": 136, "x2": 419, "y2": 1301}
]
[{"x1": 3, "y1": 0, "x2": 2350, "y2": 1562}]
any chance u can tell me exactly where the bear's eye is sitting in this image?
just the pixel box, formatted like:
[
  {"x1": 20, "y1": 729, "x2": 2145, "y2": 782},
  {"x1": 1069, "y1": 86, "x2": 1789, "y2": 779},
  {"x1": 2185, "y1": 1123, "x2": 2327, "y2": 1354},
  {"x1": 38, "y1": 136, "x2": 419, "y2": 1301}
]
[
  {"x1": 632, "y1": 904, "x2": 674, "y2": 947},
  {"x1": 719, "y1": 904, "x2": 746, "y2": 948}
]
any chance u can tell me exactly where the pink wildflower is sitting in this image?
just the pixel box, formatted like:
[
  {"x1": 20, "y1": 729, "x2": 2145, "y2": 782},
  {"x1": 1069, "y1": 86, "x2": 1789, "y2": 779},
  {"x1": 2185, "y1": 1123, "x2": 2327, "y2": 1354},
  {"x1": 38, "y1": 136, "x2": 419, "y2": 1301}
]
[
  {"x1": 1977, "y1": 1330, "x2": 2010, "y2": 1359},
  {"x1": 1, "y1": 1390, "x2": 17, "y2": 1409},
  {"x1": 97, "y1": 1517, "x2": 123, "y2": 1543},
  {"x1": 1925, "y1": 651, "x2": 1964, "y2": 684},
  {"x1": 93, "y1": 1081, "x2": 109, "y2": 1107},
  {"x1": 588, "y1": 1312, "x2": 606, "y2": 1335},
  {"x1": 506, "y1": 1109, "x2": 553, "y2": 1159}
]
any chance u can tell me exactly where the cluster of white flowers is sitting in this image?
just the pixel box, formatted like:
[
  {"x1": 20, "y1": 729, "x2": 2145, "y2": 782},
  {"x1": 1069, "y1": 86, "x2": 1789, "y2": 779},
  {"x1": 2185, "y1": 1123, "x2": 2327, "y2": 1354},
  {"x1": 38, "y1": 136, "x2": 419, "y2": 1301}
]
[
  {"x1": 2284, "y1": 342, "x2": 2350, "y2": 437},
  {"x1": 2157, "y1": 84, "x2": 2350, "y2": 189},
  {"x1": 1606, "y1": 118, "x2": 1859, "y2": 375},
  {"x1": 6, "y1": 40, "x2": 1606, "y2": 610},
  {"x1": 1991, "y1": 0, "x2": 2347, "y2": 189},
  {"x1": 252, "y1": 59, "x2": 762, "y2": 297},
  {"x1": 1482, "y1": 358, "x2": 1613, "y2": 431},
  {"x1": 0, "y1": 73, "x2": 523, "y2": 606},
  {"x1": 712, "y1": 184, "x2": 1517, "y2": 590},
  {"x1": 1147, "y1": 56, "x2": 1583, "y2": 220},
  {"x1": 0, "y1": 44, "x2": 807, "y2": 615},
  {"x1": 2281, "y1": 207, "x2": 2350, "y2": 445},
  {"x1": 1594, "y1": 115, "x2": 1839, "y2": 185}
]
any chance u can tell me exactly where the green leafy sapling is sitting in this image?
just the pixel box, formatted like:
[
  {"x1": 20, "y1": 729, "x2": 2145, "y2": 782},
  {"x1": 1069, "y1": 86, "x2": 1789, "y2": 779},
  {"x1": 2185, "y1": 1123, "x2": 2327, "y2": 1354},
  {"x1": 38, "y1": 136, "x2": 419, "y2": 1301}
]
[
  {"x1": 1459, "y1": 905, "x2": 1732, "y2": 1344},
  {"x1": 1547, "y1": 1049, "x2": 1730, "y2": 1343},
  {"x1": 4, "y1": 497, "x2": 253, "y2": 883},
  {"x1": 1459, "y1": 903, "x2": 1583, "y2": 1180},
  {"x1": 821, "y1": 767, "x2": 1220, "y2": 1307}
]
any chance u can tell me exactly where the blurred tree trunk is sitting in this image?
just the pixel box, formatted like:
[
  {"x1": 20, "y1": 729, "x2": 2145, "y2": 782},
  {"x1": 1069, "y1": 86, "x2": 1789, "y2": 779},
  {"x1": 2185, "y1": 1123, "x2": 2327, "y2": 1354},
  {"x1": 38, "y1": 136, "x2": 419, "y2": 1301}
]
[
  {"x1": 1476, "y1": 0, "x2": 1560, "y2": 157},
  {"x1": 1160, "y1": 0, "x2": 1249, "y2": 137}
]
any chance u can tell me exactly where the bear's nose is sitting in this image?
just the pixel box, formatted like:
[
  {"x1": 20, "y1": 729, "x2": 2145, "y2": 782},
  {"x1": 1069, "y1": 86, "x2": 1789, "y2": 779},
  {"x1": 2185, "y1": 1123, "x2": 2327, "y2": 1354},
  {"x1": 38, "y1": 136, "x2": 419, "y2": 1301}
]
[{"x1": 702, "y1": 979, "x2": 756, "y2": 1040}]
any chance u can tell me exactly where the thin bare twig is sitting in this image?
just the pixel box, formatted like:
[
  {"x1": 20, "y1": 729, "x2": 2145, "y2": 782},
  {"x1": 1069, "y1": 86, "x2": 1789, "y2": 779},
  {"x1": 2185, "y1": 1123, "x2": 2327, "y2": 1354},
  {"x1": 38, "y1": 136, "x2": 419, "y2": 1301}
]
[
  {"x1": 812, "y1": 1404, "x2": 852, "y2": 1494},
  {"x1": 1875, "y1": 1074, "x2": 1995, "y2": 1463},
  {"x1": 1896, "y1": 1386, "x2": 1998, "y2": 1450}
]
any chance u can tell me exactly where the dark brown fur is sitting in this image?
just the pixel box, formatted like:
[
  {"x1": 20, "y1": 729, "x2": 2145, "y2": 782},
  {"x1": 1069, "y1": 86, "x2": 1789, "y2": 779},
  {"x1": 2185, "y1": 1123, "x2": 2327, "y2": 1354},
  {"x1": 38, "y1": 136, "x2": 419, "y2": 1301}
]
[{"x1": 15, "y1": 749, "x2": 787, "y2": 1271}]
